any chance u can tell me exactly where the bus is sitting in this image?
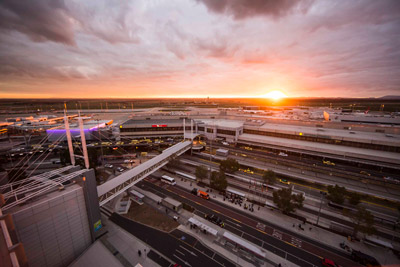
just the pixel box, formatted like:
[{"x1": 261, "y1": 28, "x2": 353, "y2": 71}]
[
  {"x1": 161, "y1": 175, "x2": 176, "y2": 185},
  {"x1": 175, "y1": 171, "x2": 196, "y2": 181}
]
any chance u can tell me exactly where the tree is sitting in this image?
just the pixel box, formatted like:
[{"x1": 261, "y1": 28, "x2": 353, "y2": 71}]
[
  {"x1": 59, "y1": 148, "x2": 71, "y2": 166},
  {"x1": 263, "y1": 170, "x2": 276, "y2": 185},
  {"x1": 210, "y1": 171, "x2": 228, "y2": 191},
  {"x1": 345, "y1": 206, "x2": 376, "y2": 237},
  {"x1": 87, "y1": 147, "x2": 99, "y2": 169},
  {"x1": 273, "y1": 187, "x2": 305, "y2": 214},
  {"x1": 348, "y1": 192, "x2": 361, "y2": 206},
  {"x1": 195, "y1": 165, "x2": 208, "y2": 183},
  {"x1": 219, "y1": 158, "x2": 240, "y2": 173},
  {"x1": 327, "y1": 184, "x2": 347, "y2": 205},
  {"x1": 167, "y1": 157, "x2": 181, "y2": 169}
]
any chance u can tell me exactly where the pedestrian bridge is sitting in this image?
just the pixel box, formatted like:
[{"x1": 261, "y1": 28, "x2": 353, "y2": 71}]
[{"x1": 97, "y1": 140, "x2": 192, "y2": 206}]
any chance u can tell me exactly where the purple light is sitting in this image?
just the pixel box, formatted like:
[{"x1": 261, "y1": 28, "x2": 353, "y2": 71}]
[{"x1": 46, "y1": 128, "x2": 93, "y2": 134}]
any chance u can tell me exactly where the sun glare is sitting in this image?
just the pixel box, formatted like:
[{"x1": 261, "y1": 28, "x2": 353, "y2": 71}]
[{"x1": 264, "y1": 90, "x2": 287, "y2": 100}]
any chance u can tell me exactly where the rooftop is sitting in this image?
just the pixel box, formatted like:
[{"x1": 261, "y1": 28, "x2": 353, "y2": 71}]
[
  {"x1": 249, "y1": 123, "x2": 400, "y2": 146},
  {"x1": 239, "y1": 133, "x2": 400, "y2": 165},
  {"x1": 196, "y1": 119, "x2": 244, "y2": 129},
  {"x1": 122, "y1": 119, "x2": 183, "y2": 126}
]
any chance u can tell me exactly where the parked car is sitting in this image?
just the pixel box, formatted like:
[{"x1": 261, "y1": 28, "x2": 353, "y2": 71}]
[
  {"x1": 360, "y1": 171, "x2": 371, "y2": 176},
  {"x1": 323, "y1": 160, "x2": 335, "y2": 166},
  {"x1": 105, "y1": 164, "x2": 113, "y2": 169},
  {"x1": 279, "y1": 179, "x2": 290, "y2": 185},
  {"x1": 240, "y1": 168, "x2": 254, "y2": 174},
  {"x1": 116, "y1": 167, "x2": 125, "y2": 172},
  {"x1": 278, "y1": 152, "x2": 288, "y2": 157}
]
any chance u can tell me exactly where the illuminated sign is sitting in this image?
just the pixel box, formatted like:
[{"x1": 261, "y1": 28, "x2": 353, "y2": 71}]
[
  {"x1": 94, "y1": 220, "x2": 102, "y2": 232},
  {"x1": 152, "y1": 124, "x2": 167, "y2": 127}
]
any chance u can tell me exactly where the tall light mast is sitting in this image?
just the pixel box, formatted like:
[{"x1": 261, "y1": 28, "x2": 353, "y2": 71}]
[{"x1": 64, "y1": 107, "x2": 75, "y2": 165}]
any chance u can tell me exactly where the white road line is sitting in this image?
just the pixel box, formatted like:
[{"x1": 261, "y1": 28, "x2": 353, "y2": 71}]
[
  {"x1": 175, "y1": 250, "x2": 185, "y2": 256},
  {"x1": 173, "y1": 254, "x2": 192, "y2": 267},
  {"x1": 179, "y1": 245, "x2": 197, "y2": 257},
  {"x1": 226, "y1": 219, "x2": 242, "y2": 227}
]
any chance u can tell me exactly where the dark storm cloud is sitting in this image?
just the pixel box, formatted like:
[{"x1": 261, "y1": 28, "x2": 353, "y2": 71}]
[
  {"x1": 197, "y1": 0, "x2": 313, "y2": 19},
  {"x1": 0, "y1": 0, "x2": 76, "y2": 45}
]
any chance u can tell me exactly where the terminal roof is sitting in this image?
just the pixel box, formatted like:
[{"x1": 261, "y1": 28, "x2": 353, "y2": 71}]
[
  {"x1": 252, "y1": 123, "x2": 400, "y2": 146},
  {"x1": 196, "y1": 119, "x2": 244, "y2": 129},
  {"x1": 239, "y1": 133, "x2": 400, "y2": 165}
]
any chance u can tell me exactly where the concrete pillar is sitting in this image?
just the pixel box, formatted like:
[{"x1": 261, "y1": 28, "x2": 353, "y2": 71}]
[
  {"x1": 64, "y1": 115, "x2": 75, "y2": 165},
  {"x1": 78, "y1": 116, "x2": 90, "y2": 169}
]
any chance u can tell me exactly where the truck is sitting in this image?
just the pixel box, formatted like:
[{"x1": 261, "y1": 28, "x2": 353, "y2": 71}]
[{"x1": 191, "y1": 188, "x2": 210, "y2": 200}]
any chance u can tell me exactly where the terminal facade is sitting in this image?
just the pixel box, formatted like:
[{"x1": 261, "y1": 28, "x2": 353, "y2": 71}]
[{"x1": 118, "y1": 115, "x2": 400, "y2": 168}]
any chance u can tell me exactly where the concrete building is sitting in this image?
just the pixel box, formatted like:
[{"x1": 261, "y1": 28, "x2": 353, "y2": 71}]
[
  {"x1": 46, "y1": 120, "x2": 113, "y2": 142},
  {"x1": 0, "y1": 167, "x2": 103, "y2": 267},
  {"x1": 119, "y1": 118, "x2": 191, "y2": 139},
  {"x1": 117, "y1": 115, "x2": 400, "y2": 167}
]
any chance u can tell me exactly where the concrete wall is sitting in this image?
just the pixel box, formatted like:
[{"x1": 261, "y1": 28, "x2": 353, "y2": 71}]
[{"x1": 12, "y1": 185, "x2": 92, "y2": 267}]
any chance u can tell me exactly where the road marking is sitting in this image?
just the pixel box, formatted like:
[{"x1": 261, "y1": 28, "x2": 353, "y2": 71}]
[
  {"x1": 290, "y1": 237, "x2": 302, "y2": 248},
  {"x1": 179, "y1": 245, "x2": 197, "y2": 257},
  {"x1": 212, "y1": 209, "x2": 220, "y2": 214},
  {"x1": 173, "y1": 254, "x2": 192, "y2": 267},
  {"x1": 175, "y1": 250, "x2": 185, "y2": 256},
  {"x1": 361, "y1": 200, "x2": 397, "y2": 211},
  {"x1": 226, "y1": 219, "x2": 242, "y2": 227},
  {"x1": 284, "y1": 241, "x2": 297, "y2": 248},
  {"x1": 272, "y1": 230, "x2": 282, "y2": 240},
  {"x1": 150, "y1": 180, "x2": 330, "y2": 262},
  {"x1": 256, "y1": 222, "x2": 266, "y2": 231},
  {"x1": 232, "y1": 218, "x2": 241, "y2": 223},
  {"x1": 291, "y1": 181, "x2": 328, "y2": 193},
  {"x1": 257, "y1": 229, "x2": 267, "y2": 234}
]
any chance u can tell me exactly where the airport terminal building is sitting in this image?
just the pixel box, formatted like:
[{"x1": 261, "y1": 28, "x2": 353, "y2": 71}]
[{"x1": 118, "y1": 116, "x2": 400, "y2": 167}]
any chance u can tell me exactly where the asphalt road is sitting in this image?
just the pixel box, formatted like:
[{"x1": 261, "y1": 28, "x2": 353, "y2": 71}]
[
  {"x1": 140, "y1": 179, "x2": 361, "y2": 267},
  {"x1": 211, "y1": 143, "x2": 400, "y2": 181},
  {"x1": 179, "y1": 157, "x2": 400, "y2": 241},
  {"x1": 109, "y1": 212, "x2": 236, "y2": 267}
]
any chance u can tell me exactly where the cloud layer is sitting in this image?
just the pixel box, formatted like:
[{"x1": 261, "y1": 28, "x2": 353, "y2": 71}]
[{"x1": 0, "y1": 0, "x2": 399, "y2": 98}]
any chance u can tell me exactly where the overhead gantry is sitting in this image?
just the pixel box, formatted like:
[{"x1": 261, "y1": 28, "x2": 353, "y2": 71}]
[{"x1": 97, "y1": 140, "x2": 192, "y2": 206}]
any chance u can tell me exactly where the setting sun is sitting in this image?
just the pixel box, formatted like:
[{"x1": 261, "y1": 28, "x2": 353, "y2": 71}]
[{"x1": 264, "y1": 91, "x2": 287, "y2": 100}]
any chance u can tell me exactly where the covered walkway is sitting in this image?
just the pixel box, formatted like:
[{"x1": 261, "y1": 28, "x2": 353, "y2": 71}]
[{"x1": 97, "y1": 141, "x2": 191, "y2": 206}]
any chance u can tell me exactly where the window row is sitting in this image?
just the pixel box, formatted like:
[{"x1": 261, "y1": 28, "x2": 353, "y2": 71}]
[{"x1": 243, "y1": 129, "x2": 400, "y2": 153}]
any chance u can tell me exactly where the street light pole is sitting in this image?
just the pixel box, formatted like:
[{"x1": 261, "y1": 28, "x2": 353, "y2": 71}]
[
  {"x1": 316, "y1": 191, "x2": 325, "y2": 226},
  {"x1": 97, "y1": 119, "x2": 104, "y2": 166}
]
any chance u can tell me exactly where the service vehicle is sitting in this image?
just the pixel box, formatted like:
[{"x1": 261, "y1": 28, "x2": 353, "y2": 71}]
[{"x1": 191, "y1": 188, "x2": 210, "y2": 199}]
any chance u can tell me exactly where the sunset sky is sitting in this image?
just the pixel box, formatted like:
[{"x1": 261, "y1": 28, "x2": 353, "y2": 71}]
[{"x1": 0, "y1": 0, "x2": 399, "y2": 99}]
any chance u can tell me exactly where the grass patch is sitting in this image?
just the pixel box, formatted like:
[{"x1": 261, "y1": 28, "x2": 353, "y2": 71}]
[{"x1": 124, "y1": 201, "x2": 179, "y2": 232}]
